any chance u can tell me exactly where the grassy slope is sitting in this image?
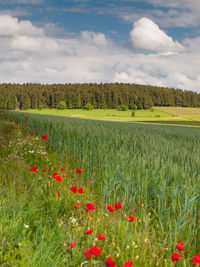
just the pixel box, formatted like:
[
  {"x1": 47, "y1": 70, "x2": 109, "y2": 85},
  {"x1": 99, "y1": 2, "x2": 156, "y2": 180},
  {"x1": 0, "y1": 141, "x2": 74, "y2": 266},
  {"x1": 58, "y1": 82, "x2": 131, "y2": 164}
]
[{"x1": 19, "y1": 108, "x2": 181, "y2": 122}]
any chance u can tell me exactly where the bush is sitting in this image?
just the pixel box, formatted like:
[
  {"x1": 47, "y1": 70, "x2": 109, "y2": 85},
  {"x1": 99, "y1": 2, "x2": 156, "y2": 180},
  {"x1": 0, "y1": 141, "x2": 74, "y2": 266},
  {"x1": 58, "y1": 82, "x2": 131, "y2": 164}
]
[
  {"x1": 83, "y1": 103, "x2": 94, "y2": 110},
  {"x1": 58, "y1": 101, "x2": 66, "y2": 109},
  {"x1": 132, "y1": 104, "x2": 137, "y2": 110},
  {"x1": 131, "y1": 111, "x2": 135, "y2": 117},
  {"x1": 117, "y1": 105, "x2": 128, "y2": 111}
]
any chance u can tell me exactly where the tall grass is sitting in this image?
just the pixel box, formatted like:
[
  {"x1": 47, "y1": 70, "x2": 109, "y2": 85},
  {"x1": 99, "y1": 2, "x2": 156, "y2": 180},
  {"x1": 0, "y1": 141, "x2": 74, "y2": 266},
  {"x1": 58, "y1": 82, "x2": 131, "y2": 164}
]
[{"x1": 7, "y1": 111, "x2": 200, "y2": 256}]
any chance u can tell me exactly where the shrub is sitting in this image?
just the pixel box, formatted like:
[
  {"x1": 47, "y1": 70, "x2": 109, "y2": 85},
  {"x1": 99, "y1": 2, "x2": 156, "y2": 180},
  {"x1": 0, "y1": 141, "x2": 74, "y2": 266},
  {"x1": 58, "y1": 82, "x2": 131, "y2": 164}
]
[
  {"x1": 117, "y1": 105, "x2": 128, "y2": 111},
  {"x1": 132, "y1": 104, "x2": 137, "y2": 110},
  {"x1": 131, "y1": 111, "x2": 135, "y2": 117},
  {"x1": 83, "y1": 103, "x2": 94, "y2": 110},
  {"x1": 58, "y1": 101, "x2": 66, "y2": 109}
]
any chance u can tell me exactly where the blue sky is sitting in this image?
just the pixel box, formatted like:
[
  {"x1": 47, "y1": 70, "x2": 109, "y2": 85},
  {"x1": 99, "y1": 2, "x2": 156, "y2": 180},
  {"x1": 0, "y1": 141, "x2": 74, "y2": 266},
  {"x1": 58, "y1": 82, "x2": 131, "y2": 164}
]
[{"x1": 0, "y1": 0, "x2": 200, "y2": 91}]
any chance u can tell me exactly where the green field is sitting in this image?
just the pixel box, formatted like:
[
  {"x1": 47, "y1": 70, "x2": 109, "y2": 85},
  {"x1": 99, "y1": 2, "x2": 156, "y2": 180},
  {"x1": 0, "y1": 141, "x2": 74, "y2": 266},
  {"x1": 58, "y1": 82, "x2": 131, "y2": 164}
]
[{"x1": 1, "y1": 110, "x2": 199, "y2": 266}]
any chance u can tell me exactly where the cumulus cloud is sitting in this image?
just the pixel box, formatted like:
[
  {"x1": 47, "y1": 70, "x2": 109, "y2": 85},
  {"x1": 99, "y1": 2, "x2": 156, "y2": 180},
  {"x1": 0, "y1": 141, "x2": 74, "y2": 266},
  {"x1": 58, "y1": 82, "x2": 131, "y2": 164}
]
[
  {"x1": 0, "y1": 14, "x2": 199, "y2": 92},
  {"x1": 130, "y1": 17, "x2": 184, "y2": 52}
]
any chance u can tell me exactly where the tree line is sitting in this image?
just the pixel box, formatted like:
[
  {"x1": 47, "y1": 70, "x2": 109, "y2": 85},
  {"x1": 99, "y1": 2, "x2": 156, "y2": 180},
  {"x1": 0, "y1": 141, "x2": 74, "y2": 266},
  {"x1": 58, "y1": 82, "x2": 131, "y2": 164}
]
[{"x1": 0, "y1": 83, "x2": 199, "y2": 110}]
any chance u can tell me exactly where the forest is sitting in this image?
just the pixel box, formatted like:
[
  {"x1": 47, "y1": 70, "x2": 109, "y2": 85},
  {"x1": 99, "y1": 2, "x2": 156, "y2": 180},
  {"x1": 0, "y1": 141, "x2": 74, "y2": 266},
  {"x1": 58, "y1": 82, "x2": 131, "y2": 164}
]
[{"x1": 0, "y1": 83, "x2": 199, "y2": 110}]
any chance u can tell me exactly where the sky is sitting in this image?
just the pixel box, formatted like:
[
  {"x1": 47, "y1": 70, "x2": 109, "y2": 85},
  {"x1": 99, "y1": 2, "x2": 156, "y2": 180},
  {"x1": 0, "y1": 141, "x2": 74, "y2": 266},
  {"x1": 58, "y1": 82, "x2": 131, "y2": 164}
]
[{"x1": 0, "y1": 0, "x2": 200, "y2": 92}]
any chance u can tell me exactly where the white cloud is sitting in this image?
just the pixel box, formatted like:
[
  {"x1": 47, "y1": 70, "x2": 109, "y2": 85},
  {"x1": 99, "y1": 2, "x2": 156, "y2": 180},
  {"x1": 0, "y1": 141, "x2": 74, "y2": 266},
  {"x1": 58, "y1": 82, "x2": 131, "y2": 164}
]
[
  {"x1": 0, "y1": 15, "x2": 44, "y2": 37},
  {"x1": 0, "y1": 14, "x2": 199, "y2": 92},
  {"x1": 130, "y1": 17, "x2": 184, "y2": 52},
  {"x1": 2, "y1": 0, "x2": 43, "y2": 5}
]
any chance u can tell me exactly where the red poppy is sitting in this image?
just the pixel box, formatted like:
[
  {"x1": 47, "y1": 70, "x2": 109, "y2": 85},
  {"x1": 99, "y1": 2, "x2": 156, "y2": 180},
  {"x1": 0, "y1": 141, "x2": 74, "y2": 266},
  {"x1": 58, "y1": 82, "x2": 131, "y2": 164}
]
[
  {"x1": 74, "y1": 204, "x2": 79, "y2": 209},
  {"x1": 171, "y1": 253, "x2": 181, "y2": 263},
  {"x1": 24, "y1": 125, "x2": 27, "y2": 128},
  {"x1": 85, "y1": 208, "x2": 89, "y2": 213},
  {"x1": 78, "y1": 188, "x2": 84, "y2": 194},
  {"x1": 123, "y1": 261, "x2": 133, "y2": 267},
  {"x1": 76, "y1": 168, "x2": 82, "y2": 173},
  {"x1": 53, "y1": 173, "x2": 63, "y2": 182},
  {"x1": 30, "y1": 132, "x2": 33, "y2": 135},
  {"x1": 98, "y1": 233, "x2": 105, "y2": 240},
  {"x1": 65, "y1": 173, "x2": 69, "y2": 177},
  {"x1": 90, "y1": 246, "x2": 102, "y2": 256},
  {"x1": 42, "y1": 169, "x2": 47, "y2": 173},
  {"x1": 35, "y1": 130, "x2": 38, "y2": 133},
  {"x1": 25, "y1": 117, "x2": 28, "y2": 119},
  {"x1": 48, "y1": 176, "x2": 51, "y2": 179},
  {"x1": 193, "y1": 254, "x2": 200, "y2": 265},
  {"x1": 107, "y1": 205, "x2": 115, "y2": 212},
  {"x1": 30, "y1": 166, "x2": 37, "y2": 172},
  {"x1": 71, "y1": 242, "x2": 75, "y2": 248},
  {"x1": 84, "y1": 229, "x2": 93, "y2": 235},
  {"x1": 61, "y1": 166, "x2": 65, "y2": 171},
  {"x1": 84, "y1": 250, "x2": 91, "y2": 259},
  {"x1": 70, "y1": 186, "x2": 77, "y2": 193},
  {"x1": 86, "y1": 203, "x2": 95, "y2": 211},
  {"x1": 9, "y1": 118, "x2": 12, "y2": 122},
  {"x1": 41, "y1": 134, "x2": 48, "y2": 140},
  {"x1": 128, "y1": 216, "x2": 135, "y2": 222},
  {"x1": 114, "y1": 203, "x2": 123, "y2": 209},
  {"x1": 105, "y1": 257, "x2": 116, "y2": 267},
  {"x1": 176, "y1": 242, "x2": 187, "y2": 251},
  {"x1": 57, "y1": 190, "x2": 60, "y2": 198},
  {"x1": 54, "y1": 168, "x2": 57, "y2": 171}
]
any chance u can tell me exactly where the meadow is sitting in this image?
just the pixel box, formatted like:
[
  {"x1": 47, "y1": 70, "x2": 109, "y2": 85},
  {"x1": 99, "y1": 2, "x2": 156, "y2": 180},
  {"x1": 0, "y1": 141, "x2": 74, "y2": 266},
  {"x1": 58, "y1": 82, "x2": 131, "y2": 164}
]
[{"x1": 1, "y1": 110, "x2": 200, "y2": 266}]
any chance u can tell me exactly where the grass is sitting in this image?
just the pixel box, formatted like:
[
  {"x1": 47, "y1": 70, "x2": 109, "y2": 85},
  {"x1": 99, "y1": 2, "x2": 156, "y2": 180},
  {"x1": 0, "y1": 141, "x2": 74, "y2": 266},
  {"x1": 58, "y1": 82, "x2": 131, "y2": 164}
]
[
  {"x1": 1, "y1": 110, "x2": 200, "y2": 266},
  {"x1": 19, "y1": 108, "x2": 178, "y2": 122}
]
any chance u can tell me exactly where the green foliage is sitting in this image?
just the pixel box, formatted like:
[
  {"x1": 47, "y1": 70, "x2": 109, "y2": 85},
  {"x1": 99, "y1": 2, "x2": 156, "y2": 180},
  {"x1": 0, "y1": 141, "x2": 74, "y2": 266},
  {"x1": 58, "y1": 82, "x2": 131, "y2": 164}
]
[
  {"x1": 58, "y1": 101, "x2": 66, "y2": 109},
  {"x1": 117, "y1": 105, "x2": 128, "y2": 111},
  {"x1": 132, "y1": 104, "x2": 137, "y2": 110},
  {"x1": 136, "y1": 99, "x2": 142, "y2": 109},
  {"x1": 83, "y1": 103, "x2": 93, "y2": 110}
]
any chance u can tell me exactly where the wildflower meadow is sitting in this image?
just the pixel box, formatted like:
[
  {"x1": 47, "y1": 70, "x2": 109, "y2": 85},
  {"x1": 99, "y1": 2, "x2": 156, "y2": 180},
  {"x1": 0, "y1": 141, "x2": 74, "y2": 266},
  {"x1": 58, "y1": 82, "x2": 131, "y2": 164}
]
[{"x1": 0, "y1": 110, "x2": 200, "y2": 266}]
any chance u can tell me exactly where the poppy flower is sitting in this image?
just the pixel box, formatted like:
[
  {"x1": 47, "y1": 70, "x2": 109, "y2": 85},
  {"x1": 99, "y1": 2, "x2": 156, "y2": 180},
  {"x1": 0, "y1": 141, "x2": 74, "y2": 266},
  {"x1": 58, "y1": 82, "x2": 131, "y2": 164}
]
[
  {"x1": 176, "y1": 242, "x2": 187, "y2": 251},
  {"x1": 57, "y1": 190, "x2": 60, "y2": 198},
  {"x1": 114, "y1": 203, "x2": 123, "y2": 209},
  {"x1": 90, "y1": 246, "x2": 102, "y2": 256},
  {"x1": 107, "y1": 205, "x2": 115, "y2": 212},
  {"x1": 30, "y1": 166, "x2": 37, "y2": 172},
  {"x1": 84, "y1": 229, "x2": 93, "y2": 235},
  {"x1": 84, "y1": 250, "x2": 91, "y2": 259},
  {"x1": 48, "y1": 176, "x2": 51, "y2": 179},
  {"x1": 24, "y1": 125, "x2": 27, "y2": 128},
  {"x1": 123, "y1": 261, "x2": 133, "y2": 267},
  {"x1": 70, "y1": 186, "x2": 77, "y2": 193},
  {"x1": 128, "y1": 216, "x2": 135, "y2": 222},
  {"x1": 105, "y1": 257, "x2": 116, "y2": 267},
  {"x1": 42, "y1": 169, "x2": 47, "y2": 173},
  {"x1": 86, "y1": 203, "x2": 95, "y2": 211},
  {"x1": 30, "y1": 132, "x2": 33, "y2": 135},
  {"x1": 65, "y1": 173, "x2": 69, "y2": 177},
  {"x1": 25, "y1": 117, "x2": 28, "y2": 119},
  {"x1": 85, "y1": 208, "x2": 89, "y2": 213},
  {"x1": 9, "y1": 118, "x2": 12, "y2": 122},
  {"x1": 61, "y1": 166, "x2": 65, "y2": 171},
  {"x1": 41, "y1": 134, "x2": 48, "y2": 140},
  {"x1": 53, "y1": 173, "x2": 63, "y2": 182},
  {"x1": 78, "y1": 188, "x2": 84, "y2": 194},
  {"x1": 171, "y1": 253, "x2": 181, "y2": 263},
  {"x1": 76, "y1": 168, "x2": 82, "y2": 173},
  {"x1": 74, "y1": 204, "x2": 79, "y2": 209},
  {"x1": 98, "y1": 233, "x2": 105, "y2": 240},
  {"x1": 193, "y1": 254, "x2": 200, "y2": 265},
  {"x1": 71, "y1": 242, "x2": 75, "y2": 248},
  {"x1": 54, "y1": 168, "x2": 57, "y2": 171}
]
